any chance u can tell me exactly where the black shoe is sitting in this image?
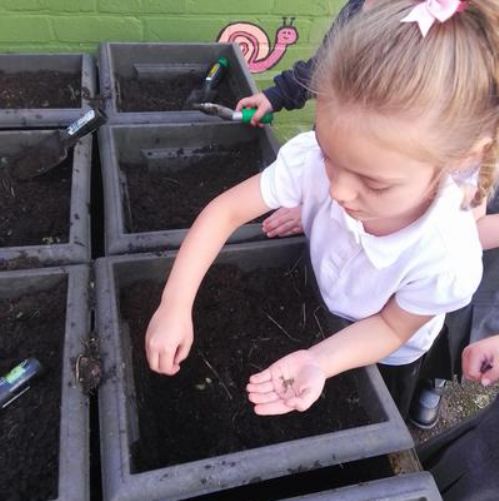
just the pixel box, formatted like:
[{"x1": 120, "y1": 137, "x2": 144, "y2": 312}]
[{"x1": 409, "y1": 378, "x2": 447, "y2": 430}]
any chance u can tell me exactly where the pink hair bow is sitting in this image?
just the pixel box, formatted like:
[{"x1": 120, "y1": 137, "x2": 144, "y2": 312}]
[{"x1": 401, "y1": 0, "x2": 467, "y2": 37}]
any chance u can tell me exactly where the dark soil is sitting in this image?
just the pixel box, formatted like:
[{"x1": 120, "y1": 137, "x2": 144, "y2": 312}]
[
  {"x1": 0, "y1": 279, "x2": 67, "y2": 500},
  {"x1": 117, "y1": 73, "x2": 237, "y2": 112},
  {"x1": 121, "y1": 261, "x2": 372, "y2": 473},
  {"x1": 0, "y1": 155, "x2": 72, "y2": 247},
  {"x1": 121, "y1": 142, "x2": 266, "y2": 232},
  {"x1": 0, "y1": 70, "x2": 81, "y2": 109}
]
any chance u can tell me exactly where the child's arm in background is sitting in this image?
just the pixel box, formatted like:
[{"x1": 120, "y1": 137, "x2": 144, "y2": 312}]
[
  {"x1": 476, "y1": 213, "x2": 499, "y2": 250},
  {"x1": 247, "y1": 297, "x2": 432, "y2": 415},
  {"x1": 462, "y1": 334, "x2": 499, "y2": 387},
  {"x1": 262, "y1": 206, "x2": 303, "y2": 237},
  {"x1": 146, "y1": 174, "x2": 269, "y2": 376},
  {"x1": 235, "y1": 0, "x2": 365, "y2": 125},
  {"x1": 469, "y1": 196, "x2": 499, "y2": 250}
]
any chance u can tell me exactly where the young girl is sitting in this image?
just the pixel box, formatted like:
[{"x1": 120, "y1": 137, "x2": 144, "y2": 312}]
[
  {"x1": 254, "y1": 0, "x2": 499, "y2": 427},
  {"x1": 145, "y1": 0, "x2": 498, "y2": 419}
]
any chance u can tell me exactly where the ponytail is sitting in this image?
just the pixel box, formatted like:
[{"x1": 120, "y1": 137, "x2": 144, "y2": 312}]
[
  {"x1": 470, "y1": 0, "x2": 499, "y2": 205},
  {"x1": 473, "y1": 133, "x2": 498, "y2": 207}
]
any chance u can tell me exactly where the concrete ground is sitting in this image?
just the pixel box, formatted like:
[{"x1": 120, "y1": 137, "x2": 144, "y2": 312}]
[{"x1": 409, "y1": 378, "x2": 499, "y2": 444}]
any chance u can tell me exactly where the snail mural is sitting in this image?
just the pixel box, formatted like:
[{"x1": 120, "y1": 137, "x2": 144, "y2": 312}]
[{"x1": 217, "y1": 18, "x2": 299, "y2": 73}]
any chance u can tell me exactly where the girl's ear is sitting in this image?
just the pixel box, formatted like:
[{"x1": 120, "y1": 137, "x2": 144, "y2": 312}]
[
  {"x1": 451, "y1": 136, "x2": 494, "y2": 174},
  {"x1": 467, "y1": 136, "x2": 494, "y2": 164}
]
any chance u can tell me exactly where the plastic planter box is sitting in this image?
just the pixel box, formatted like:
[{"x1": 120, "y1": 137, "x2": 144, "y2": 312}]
[
  {"x1": 96, "y1": 239, "x2": 414, "y2": 501},
  {"x1": 0, "y1": 264, "x2": 90, "y2": 501},
  {"x1": 0, "y1": 130, "x2": 92, "y2": 270},
  {"x1": 99, "y1": 122, "x2": 279, "y2": 254},
  {"x1": 279, "y1": 472, "x2": 442, "y2": 501},
  {"x1": 0, "y1": 53, "x2": 96, "y2": 128},
  {"x1": 98, "y1": 42, "x2": 257, "y2": 125}
]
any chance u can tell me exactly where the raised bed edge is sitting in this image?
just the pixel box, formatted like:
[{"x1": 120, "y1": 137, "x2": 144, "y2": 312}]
[
  {"x1": 98, "y1": 41, "x2": 259, "y2": 125},
  {"x1": 0, "y1": 53, "x2": 97, "y2": 128},
  {"x1": 0, "y1": 264, "x2": 91, "y2": 501},
  {"x1": 278, "y1": 472, "x2": 442, "y2": 501},
  {"x1": 96, "y1": 240, "x2": 414, "y2": 501},
  {"x1": 98, "y1": 122, "x2": 280, "y2": 255},
  {"x1": 0, "y1": 132, "x2": 92, "y2": 269}
]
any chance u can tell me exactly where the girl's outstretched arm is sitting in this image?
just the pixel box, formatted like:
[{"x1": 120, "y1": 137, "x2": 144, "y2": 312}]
[
  {"x1": 146, "y1": 173, "x2": 269, "y2": 376},
  {"x1": 247, "y1": 297, "x2": 432, "y2": 415}
]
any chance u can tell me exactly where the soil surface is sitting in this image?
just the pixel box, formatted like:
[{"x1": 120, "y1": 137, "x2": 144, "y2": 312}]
[
  {"x1": 121, "y1": 262, "x2": 374, "y2": 473},
  {"x1": 0, "y1": 279, "x2": 67, "y2": 500},
  {"x1": 0, "y1": 70, "x2": 81, "y2": 109},
  {"x1": 121, "y1": 142, "x2": 266, "y2": 232},
  {"x1": 117, "y1": 73, "x2": 237, "y2": 112},
  {"x1": 0, "y1": 156, "x2": 72, "y2": 247}
]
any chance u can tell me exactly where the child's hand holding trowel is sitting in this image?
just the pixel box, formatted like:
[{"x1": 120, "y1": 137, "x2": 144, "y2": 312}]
[{"x1": 235, "y1": 93, "x2": 273, "y2": 127}]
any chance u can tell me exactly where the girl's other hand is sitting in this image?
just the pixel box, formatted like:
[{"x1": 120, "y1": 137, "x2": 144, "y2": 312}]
[
  {"x1": 262, "y1": 206, "x2": 304, "y2": 238},
  {"x1": 246, "y1": 350, "x2": 326, "y2": 415},
  {"x1": 235, "y1": 93, "x2": 273, "y2": 127},
  {"x1": 145, "y1": 305, "x2": 193, "y2": 376},
  {"x1": 462, "y1": 335, "x2": 499, "y2": 387}
]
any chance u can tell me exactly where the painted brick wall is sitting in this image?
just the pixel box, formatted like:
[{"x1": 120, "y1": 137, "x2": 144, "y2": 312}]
[{"x1": 0, "y1": 0, "x2": 346, "y2": 141}]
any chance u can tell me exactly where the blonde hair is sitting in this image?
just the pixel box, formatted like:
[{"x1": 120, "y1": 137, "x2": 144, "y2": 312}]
[{"x1": 312, "y1": 0, "x2": 499, "y2": 206}]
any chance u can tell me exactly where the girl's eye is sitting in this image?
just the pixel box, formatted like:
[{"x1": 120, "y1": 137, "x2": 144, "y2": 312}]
[{"x1": 366, "y1": 184, "x2": 391, "y2": 194}]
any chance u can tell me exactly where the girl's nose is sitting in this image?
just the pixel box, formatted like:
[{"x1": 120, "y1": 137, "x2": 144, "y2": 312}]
[{"x1": 329, "y1": 174, "x2": 357, "y2": 205}]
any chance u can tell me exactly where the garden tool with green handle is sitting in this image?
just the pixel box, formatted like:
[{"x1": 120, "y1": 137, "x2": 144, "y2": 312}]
[
  {"x1": 0, "y1": 107, "x2": 107, "y2": 197},
  {"x1": 192, "y1": 102, "x2": 274, "y2": 124},
  {"x1": 183, "y1": 56, "x2": 230, "y2": 108},
  {"x1": 0, "y1": 358, "x2": 44, "y2": 409}
]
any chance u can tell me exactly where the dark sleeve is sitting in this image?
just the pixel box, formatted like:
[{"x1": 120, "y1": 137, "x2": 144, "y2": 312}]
[{"x1": 263, "y1": 0, "x2": 365, "y2": 112}]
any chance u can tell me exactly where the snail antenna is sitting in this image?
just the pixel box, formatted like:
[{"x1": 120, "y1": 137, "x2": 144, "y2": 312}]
[{"x1": 289, "y1": 17, "x2": 295, "y2": 26}]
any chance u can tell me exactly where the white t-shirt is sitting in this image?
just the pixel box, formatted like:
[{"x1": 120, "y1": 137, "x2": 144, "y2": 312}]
[{"x1": 260, "y1": 132, "x2": 483, "y2": 365}]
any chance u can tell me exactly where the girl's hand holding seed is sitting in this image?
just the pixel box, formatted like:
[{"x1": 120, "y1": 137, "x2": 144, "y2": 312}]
[
  {"x1": 145, "y1": 305, "x2": 193, "y2": 376},
  {"x1": 246, "y1": 350, "x2": 326, "y2": 415}
]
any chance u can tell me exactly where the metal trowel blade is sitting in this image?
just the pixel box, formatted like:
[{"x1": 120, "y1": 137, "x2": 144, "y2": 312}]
[
  {"x1": 183, "y1": 88, "x2": 217, "y2": 110},
  {"x1": 11, "y1": 131, "x2": 68, "y2": 181}
]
